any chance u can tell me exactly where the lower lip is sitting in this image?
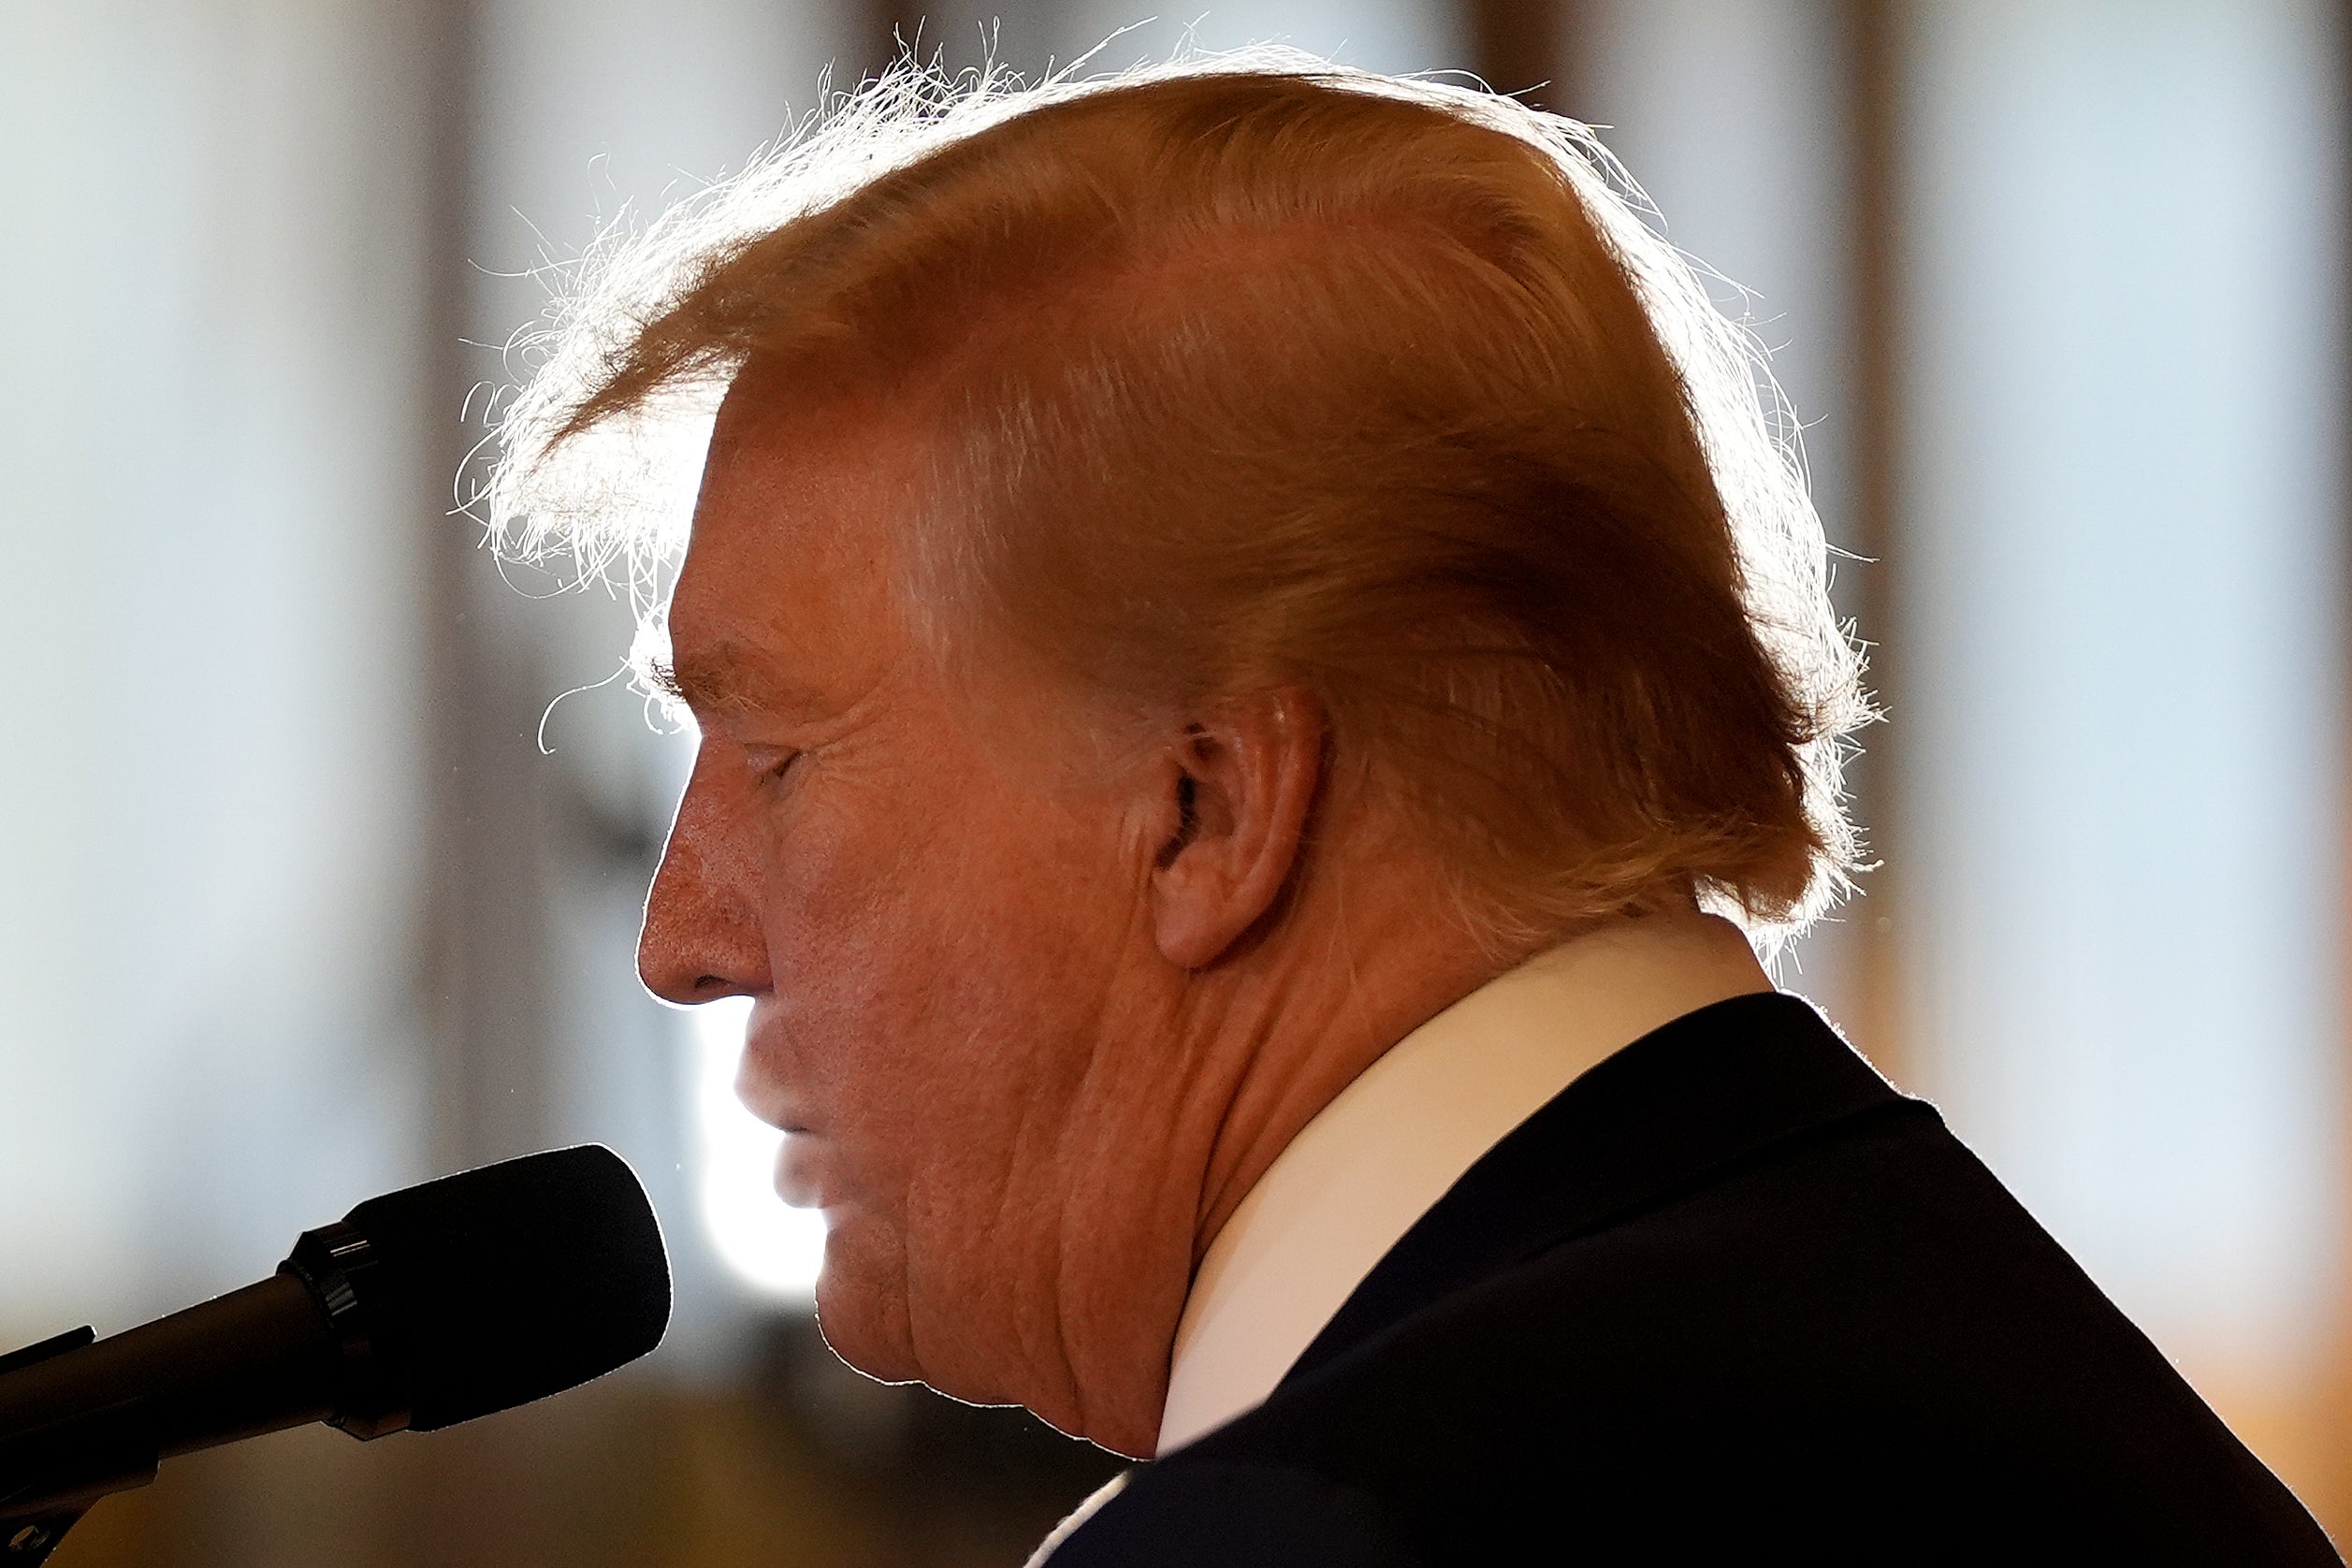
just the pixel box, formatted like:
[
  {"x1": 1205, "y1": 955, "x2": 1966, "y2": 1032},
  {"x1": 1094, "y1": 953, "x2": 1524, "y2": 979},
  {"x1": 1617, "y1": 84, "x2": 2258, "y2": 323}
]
[{"x1": 775, "y1": 1133, "x2": 829, "y2": 1209}]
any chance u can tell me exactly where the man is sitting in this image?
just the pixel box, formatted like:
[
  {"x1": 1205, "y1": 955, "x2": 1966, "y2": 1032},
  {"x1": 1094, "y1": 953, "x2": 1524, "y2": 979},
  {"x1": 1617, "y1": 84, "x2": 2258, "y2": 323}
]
[{"x1": 490, "y1": 57, "x2": 2339, "y2": 1563}]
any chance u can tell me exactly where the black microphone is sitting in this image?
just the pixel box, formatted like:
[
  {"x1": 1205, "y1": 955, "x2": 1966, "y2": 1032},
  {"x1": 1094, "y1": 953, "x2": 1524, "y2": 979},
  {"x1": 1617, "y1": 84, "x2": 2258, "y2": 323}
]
[{"x1": 0, "y1": 1145, "x2": 670, "y2": 1559}]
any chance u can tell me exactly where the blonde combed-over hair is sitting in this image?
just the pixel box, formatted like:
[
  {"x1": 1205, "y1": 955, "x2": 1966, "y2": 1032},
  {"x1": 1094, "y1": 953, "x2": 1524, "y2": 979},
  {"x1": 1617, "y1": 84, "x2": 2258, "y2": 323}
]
[{"x1": 486, "y1": 49, "x2": 1870, "y2": 952}]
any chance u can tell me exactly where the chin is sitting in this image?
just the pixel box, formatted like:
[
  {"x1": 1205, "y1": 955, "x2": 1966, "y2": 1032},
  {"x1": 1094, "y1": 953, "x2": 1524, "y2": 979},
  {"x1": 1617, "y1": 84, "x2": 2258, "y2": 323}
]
[
  {"x1": 808, "y1": 1229, "x2": 925, "y2": 1387},
  {"x1": 810, "y1": 1222, "x2": 1075, "y2": 1428}
]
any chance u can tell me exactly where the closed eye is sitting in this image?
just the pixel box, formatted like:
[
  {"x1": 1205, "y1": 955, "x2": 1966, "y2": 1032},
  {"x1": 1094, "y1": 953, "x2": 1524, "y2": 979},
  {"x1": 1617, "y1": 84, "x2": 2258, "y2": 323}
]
[{"x1": 744, "y1": 746, "x2": 802, "y2": 784}]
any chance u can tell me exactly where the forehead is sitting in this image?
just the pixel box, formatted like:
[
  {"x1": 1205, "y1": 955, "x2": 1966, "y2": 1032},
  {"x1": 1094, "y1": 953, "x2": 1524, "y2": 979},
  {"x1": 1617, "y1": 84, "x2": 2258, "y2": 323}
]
[{"x1": 665, "y1": 385, "x2": 931, "y2": 712}]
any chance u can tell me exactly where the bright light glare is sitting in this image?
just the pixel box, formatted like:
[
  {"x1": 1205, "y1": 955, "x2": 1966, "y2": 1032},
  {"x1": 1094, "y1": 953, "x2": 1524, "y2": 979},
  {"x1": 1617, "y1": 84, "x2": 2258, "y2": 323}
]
[{"x1": 691, "y1": 996, "x2": 826, "y2": 1299}]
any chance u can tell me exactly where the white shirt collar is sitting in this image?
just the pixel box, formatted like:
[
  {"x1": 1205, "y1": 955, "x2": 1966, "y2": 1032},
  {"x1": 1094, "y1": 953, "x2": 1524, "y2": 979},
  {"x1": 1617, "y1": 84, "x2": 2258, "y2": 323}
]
[{"x1": 1154, "y1": 909, "x2": 1773, "y2": 1455}]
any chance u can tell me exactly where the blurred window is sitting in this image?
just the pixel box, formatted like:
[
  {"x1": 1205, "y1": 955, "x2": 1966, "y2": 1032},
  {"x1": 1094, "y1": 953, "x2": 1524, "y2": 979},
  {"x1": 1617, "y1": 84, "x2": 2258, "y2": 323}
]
[{"x1": 1895, "y1": 0, "x2": 2346, "y2": 1412}]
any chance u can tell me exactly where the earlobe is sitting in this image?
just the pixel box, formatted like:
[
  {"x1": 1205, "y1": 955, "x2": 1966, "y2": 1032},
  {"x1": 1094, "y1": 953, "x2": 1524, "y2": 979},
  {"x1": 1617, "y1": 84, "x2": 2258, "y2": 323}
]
[{"x1": 1148, "y1": 692, "x2": 1323, "y2": 970}]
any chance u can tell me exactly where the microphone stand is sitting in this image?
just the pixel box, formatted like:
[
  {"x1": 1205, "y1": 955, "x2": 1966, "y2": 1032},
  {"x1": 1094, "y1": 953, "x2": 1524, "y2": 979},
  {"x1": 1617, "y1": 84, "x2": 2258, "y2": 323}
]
[{"x1": 0, "y1": 1326, "x2": 158, "y2": 1566}]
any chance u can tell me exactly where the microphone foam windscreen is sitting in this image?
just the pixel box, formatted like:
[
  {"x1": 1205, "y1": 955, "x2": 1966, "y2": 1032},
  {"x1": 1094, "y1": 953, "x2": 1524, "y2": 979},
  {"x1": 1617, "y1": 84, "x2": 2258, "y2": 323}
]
[{"x1": 342, "y1": 1144, "x2": 672, "y2": 1431}]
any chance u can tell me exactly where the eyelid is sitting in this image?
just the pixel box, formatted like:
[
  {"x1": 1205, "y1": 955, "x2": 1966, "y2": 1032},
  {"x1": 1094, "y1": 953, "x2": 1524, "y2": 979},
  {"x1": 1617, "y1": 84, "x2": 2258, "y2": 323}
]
[{"x1": 742, "y1": 743, "x2": 800, "y2": 778}]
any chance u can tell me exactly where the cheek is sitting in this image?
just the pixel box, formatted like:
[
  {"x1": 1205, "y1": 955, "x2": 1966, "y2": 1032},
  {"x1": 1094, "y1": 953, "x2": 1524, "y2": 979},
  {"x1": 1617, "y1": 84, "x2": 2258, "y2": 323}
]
[{"x1": 747, "y1": 754, "x2": 1139, "y2": 1211}]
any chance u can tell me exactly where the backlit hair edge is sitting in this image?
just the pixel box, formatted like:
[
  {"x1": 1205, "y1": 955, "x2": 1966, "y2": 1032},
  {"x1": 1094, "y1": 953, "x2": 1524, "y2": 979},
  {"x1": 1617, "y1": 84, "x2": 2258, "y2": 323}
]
[{"x1": 474, "y1": 43, "x2": 1873, "y2": 950}]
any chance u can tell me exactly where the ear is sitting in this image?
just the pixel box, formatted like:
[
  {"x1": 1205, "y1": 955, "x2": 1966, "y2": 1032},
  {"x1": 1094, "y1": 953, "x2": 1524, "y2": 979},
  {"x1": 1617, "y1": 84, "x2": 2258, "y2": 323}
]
[{"x1": 1148, "y1": 689, "x2": 1325, "y2": 969}]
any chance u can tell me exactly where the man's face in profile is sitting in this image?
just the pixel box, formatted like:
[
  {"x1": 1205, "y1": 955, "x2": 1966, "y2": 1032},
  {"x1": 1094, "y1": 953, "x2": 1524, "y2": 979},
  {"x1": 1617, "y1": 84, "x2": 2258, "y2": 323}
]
[{"x1": 634, "y1": 386, "x2": 1198, "y2": 1445}]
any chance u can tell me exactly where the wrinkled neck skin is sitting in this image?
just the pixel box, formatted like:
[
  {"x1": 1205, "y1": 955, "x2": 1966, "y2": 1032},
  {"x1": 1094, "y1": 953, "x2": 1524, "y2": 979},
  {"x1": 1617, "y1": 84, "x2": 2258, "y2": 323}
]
[{"x1": 1030, "y1": 819, "x2": 1534, "y2": 1457}]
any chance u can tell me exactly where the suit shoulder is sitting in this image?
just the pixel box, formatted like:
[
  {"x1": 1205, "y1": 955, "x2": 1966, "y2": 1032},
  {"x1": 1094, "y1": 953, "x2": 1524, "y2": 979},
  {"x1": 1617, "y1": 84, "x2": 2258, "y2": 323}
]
[{"x1": 1140, "y1": 1108, "x2": 2339, "y2": 1563}]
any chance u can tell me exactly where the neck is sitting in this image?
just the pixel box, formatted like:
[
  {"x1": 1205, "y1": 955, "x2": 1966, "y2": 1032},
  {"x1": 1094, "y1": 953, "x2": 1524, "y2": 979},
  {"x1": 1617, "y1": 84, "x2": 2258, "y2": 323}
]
[
  {"x1": 1178, "y1": 910, "x2": 1518, "y2": 1267},
  {"x1": 1180, "y1": 897, "x2": 1773, "y2": 1262},
  {"x1": 1153, "y1": 904, "x2": 1772, "y2": 1453},
  {"x1": 1056, "y1": 832, "x2": 1739, "y2": 1453}
]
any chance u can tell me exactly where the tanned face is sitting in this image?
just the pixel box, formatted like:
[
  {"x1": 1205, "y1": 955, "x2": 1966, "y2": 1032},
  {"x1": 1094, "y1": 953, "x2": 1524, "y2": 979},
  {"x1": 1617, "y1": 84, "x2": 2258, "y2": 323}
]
[
  {"x1": 635, "y1": 364, "x2": 1514, "y2": 1458},
  {"x1": 635, "y1": 386, "x2": 1212, "y2": 1450}
]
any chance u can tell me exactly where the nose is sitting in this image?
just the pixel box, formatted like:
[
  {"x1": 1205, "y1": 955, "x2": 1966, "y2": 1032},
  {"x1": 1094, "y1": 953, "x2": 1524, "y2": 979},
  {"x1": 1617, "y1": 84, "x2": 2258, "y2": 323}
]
[{"x1": 638, "y1": 742, "x2": 771, "y2": 1006}]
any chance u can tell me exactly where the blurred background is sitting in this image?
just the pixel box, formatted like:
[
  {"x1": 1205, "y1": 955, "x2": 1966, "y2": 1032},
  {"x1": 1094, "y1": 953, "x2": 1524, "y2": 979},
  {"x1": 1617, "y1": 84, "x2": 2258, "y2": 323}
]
[{"x1": 3, "y1": 0, "x2": 2347, "y2": 1560}]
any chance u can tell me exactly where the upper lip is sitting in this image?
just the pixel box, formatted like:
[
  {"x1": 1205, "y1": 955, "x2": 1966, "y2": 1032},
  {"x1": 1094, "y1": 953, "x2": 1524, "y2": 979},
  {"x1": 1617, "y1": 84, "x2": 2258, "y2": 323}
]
[
  {"x1": 737, "y1": 1084, "x2": 808, "y2": 1134},
  {"x1": 734, "y1": 1007, "x2": 819, "y2": 1133},
  {"x1": 734, "y1": 1061, "x2": 811, "y2": 1135}
]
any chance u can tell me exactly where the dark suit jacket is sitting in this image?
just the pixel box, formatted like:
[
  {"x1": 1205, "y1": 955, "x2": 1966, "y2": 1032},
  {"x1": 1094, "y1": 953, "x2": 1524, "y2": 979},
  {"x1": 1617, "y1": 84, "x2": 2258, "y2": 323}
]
[{"x1": 1053, "y1": 993, "x2": 2340, "y2": 1564}]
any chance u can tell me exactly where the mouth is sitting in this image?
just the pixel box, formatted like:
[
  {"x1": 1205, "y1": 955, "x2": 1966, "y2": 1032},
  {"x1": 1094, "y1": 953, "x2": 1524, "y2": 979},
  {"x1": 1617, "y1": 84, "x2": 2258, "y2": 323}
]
[{"x1": 732, "y1": 1041, "x2": 811, "y2": 1137}]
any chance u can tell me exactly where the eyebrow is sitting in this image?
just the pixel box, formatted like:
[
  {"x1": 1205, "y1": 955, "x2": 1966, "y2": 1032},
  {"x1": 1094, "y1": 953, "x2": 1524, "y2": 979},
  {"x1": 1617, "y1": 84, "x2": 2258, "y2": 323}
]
[
  {"x1": 649, "y1": 642, "x2": 826, "y2": 719},
  {"x1": 648, "y1": 646, "x2": 766, "y2": 714}
]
